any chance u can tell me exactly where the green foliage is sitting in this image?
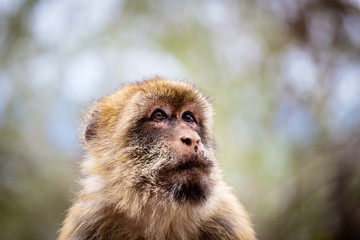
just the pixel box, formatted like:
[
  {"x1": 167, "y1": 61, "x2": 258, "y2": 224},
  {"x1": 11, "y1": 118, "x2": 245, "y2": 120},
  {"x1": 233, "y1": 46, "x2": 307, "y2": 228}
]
[{"x1": 0, "y1": 0, "x2": 359, "y2": 239}]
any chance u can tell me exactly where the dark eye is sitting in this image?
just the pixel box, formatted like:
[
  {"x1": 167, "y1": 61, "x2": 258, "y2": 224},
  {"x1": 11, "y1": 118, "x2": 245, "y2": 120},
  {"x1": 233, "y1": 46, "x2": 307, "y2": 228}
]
[
  {"x1": 151, "y1": 109, "x2": 168, "y2": 121},
  {"x1": 182, "y1": 111, "x2": 195, "y2": 123}
]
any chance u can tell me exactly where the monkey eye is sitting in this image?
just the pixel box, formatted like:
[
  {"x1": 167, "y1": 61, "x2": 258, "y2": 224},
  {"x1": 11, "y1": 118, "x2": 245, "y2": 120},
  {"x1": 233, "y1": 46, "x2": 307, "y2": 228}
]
[
  {"x1": 182, "y1": 111, "x2": 196, "y2": 123},
  {"x1": 151, "y1": 109, "x2": 168, "y2": 121}
]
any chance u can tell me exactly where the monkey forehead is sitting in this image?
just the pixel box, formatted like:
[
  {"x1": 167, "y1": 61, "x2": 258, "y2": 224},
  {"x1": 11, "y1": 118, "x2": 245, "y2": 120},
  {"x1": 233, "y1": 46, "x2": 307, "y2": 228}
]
[
  {"x1": 122, "y1": 78, "x2": 213, "y2": 114},
  {"x1": 132, "y1": 78, "x2": 209, "y2": 107}
]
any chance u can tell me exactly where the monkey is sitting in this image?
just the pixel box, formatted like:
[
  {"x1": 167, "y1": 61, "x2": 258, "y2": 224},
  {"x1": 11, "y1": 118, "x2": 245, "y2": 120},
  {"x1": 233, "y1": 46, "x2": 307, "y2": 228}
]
[{"x1": 57, "y1": 77, "x2": 256, "y2": 240}]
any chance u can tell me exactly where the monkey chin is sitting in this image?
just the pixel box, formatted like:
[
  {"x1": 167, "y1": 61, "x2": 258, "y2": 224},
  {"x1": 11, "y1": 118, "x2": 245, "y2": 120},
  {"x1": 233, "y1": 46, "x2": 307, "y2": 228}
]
[{"x1": 158, "y1": 153, "x2": 214, "y2": 205}]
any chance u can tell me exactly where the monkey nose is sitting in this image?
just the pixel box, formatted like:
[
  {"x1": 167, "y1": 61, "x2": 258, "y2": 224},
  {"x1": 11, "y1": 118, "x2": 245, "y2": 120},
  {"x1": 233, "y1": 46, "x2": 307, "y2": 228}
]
[
  {"x1": 180, "y1": 136, "x2": 200, "y2": 148},
  {"x1": 181, "y1": 137, "x2": 192, "y2": 146}
]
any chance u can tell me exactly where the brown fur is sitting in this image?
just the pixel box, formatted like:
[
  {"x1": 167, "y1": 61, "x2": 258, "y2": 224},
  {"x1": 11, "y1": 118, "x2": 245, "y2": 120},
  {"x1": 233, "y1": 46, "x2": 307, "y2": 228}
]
[{"x1": 58, "y1": 77, "x2": 256, "y2": 240}]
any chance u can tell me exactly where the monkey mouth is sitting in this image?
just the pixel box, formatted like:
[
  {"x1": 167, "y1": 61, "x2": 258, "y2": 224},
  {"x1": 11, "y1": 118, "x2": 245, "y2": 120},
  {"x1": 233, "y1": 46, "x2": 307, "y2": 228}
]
[
  {"x1": 157, "y1": 154, "x2": 213, "y2": 181},
  {"x1": 170, "y1": 155, "x2": 213, "y2": 174},
  {"x1": 157, "y1": 155, "x2": 213, "y2": 205}
]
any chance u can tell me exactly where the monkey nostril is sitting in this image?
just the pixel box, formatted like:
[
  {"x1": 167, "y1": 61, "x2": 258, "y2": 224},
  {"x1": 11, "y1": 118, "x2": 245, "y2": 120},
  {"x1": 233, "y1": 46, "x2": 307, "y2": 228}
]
[{"x1": 181, "y1": 137, "x2": 192, "y2": 146}]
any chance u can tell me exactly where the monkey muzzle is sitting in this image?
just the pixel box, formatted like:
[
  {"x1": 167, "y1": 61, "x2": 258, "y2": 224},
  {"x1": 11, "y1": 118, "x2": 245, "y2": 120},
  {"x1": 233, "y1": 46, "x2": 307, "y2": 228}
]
[
  {"x1": 174, "y1": 154, "x2": 212, "y2": 171},
  {"x1": 160, "y1": 153, "x2": 213, "y2": 177}
]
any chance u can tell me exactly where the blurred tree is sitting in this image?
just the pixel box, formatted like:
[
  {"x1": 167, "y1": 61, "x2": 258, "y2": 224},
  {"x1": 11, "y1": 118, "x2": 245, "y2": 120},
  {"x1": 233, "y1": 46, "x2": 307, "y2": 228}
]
[{"x1": 0, "y1": 0, "x2": 359, "y2": 239}]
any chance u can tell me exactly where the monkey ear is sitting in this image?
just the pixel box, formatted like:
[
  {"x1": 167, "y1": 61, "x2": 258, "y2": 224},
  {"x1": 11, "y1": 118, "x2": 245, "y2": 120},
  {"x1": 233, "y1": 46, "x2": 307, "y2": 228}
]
[{"x1": 85, "y1": 110, "x2": 100, "y2": 142}]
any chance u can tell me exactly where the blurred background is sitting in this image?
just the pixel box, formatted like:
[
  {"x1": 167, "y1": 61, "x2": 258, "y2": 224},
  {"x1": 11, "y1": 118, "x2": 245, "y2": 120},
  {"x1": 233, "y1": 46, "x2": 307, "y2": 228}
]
[{"x1": 1, "y1": 0, "x2": 360, "y2": 239}]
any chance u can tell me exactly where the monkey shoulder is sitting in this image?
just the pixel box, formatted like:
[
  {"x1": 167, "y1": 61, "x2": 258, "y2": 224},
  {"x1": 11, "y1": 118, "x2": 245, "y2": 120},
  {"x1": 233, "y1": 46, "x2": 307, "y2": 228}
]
[
  {"x1": 196, "y1": 212, "x2": 256, "y2": 240},
  {"x1": 58, "y1": 201, "x2": 143, "y2": 240},
  {"x1": 196, "y1": 215, "x2": 239, "y2": 240},
  {"x1": 193, "y1": 189, "x2": 256, "y2": 240}
]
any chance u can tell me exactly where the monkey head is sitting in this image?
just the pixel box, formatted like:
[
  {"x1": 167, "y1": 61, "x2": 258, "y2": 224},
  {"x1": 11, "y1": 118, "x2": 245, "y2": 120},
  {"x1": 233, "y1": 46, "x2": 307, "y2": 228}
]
[{"x1": 82, "y1": 77, "x2": 219, "y2": 210}]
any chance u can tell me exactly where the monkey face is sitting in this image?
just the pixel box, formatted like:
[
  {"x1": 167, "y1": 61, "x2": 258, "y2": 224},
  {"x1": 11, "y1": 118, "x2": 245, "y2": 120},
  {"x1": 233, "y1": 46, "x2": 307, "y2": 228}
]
[
  {"x1": 84, "y1": 78, "x2": 216, "y2": 205},
  {"x1": 128, "y1": 100, "x2": 215, "y2": 204}
]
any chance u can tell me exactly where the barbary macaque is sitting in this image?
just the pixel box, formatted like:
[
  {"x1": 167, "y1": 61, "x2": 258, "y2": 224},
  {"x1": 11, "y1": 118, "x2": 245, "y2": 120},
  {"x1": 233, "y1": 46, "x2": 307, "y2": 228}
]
[{"x1": 58, "y1": 77, "x2": 256, "y2": 240}]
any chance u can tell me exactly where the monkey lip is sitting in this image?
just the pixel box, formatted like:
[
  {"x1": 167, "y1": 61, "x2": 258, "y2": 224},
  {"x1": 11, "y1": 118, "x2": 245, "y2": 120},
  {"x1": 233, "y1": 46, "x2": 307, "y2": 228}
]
[
  {"x1": 173, "y1": 155, "x2": 213, "y2": 172},
  {"x1": 158, "y1": 155, "x2": 213, "y2": 178}
]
